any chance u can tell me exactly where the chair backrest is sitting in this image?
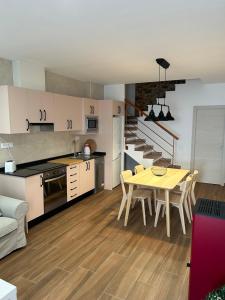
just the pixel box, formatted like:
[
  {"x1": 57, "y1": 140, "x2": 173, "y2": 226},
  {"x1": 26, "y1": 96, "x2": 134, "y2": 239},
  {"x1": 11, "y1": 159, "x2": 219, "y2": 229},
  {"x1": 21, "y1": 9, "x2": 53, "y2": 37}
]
[
  {"x1": 134, "y1": 164, "x2": 144, "y2": 174},
  {"x1": 120, "y1": 170, "x2": 132, "y2": 197},
  {"x1": 191, "y1": 170, "x2": 198, "y2": 192},
  {"x1": 179, "y1": 176, "x2": 192, "y2": 204}
]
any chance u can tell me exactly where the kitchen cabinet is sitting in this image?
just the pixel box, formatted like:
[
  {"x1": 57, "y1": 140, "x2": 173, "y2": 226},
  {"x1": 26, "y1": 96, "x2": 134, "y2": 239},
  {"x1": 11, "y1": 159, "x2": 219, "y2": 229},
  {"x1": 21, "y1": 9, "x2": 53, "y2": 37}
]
[
  {"x1": 79, "y1": 159, "x2": 95, "y2": 195},
  {"x1": 0, "y1": 86, "x2": 29, "y2": 134},
  {"x1": 113, "y1": 100, "x2": 124, "y2": 116},
  {"x1": 25, "y1": 174, "x2": 44, "y2": 221},
  {"x1": 83, "y1": 99, "x2": 99, "y2": 116},
  {"x1": 54, "y1": 94, "x2": 83, "y2": 131},
  {"x1": 67, "y1": 164, "x2": 80, "y2": 201},
  {"x1": 0, "y1": 173, "x2": 44, "y2": 222},
  {"x1": 27, "y1": 89, "x2": 54, "y2": 123}
]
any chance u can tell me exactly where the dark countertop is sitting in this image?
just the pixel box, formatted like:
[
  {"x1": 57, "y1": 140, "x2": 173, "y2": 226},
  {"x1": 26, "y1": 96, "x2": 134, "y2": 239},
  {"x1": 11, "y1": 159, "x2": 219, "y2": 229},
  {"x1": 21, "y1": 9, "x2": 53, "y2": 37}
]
[{"x1": 0, "y1": 152, "x2": 106, "y2": 178}]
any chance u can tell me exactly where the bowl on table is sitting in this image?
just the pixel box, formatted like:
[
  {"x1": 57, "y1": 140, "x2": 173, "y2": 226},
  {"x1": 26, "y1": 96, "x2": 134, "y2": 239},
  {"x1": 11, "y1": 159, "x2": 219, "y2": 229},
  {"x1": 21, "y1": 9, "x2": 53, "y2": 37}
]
[{"x1": 151, "y1": 166, "x2": 167, "y2": 176}]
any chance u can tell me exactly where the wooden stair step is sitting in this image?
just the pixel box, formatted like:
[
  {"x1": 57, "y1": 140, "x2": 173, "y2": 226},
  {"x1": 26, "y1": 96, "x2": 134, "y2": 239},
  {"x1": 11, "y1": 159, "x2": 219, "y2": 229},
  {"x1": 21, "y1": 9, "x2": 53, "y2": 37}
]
[
  {"x1": 125, "y1": 126, "x2": 137, "y2": 130},
  {"x1": 135, "y1": 145, "x2": 153, "y2": 151},
  {"x1": 124, "y1": 133, "x2": 136, "y2": 138},
  {"x1": 144, "y1": 151, "x2": 162, "y2": 160},
  {"x1": 126, "y1": 139, "x2": 145, "y2": 145},
  {"x1": 153, "y1": 158, "x2": 171, "y2": 167},
  {"x1": 168, "y1": 164, "x2": 181, "y2": 169}
]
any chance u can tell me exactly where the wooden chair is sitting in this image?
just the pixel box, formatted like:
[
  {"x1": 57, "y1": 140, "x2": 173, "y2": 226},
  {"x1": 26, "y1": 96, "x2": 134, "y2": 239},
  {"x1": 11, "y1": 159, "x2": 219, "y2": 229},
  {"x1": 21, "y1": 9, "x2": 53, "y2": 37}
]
[
  {"x1": 134, "y1": 164, "x2": 157, "y2": 212},
  {"x1": 117, "y1": 170, "x2": 153, "y2": 226},
  {"x1": 154, "y1": 176, "x2": 192, "y2": 234}
]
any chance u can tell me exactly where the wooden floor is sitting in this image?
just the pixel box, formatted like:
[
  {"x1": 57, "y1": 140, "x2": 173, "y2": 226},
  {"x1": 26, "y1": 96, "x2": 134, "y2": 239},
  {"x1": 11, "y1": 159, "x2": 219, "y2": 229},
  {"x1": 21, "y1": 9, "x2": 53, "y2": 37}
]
[{"x1": 1, "y1": 183, "x2": 225, "y2": 300}]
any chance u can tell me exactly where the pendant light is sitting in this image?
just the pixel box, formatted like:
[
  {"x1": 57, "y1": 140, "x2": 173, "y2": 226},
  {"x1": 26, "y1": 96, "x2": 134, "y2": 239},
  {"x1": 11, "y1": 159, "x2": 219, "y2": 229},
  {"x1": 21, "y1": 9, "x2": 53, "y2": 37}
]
[
  {"x1": 166, "y1": 107, "x2": 175, "y2": 120},
  {"x1": 144, "y1": 104, "x2": 158, "y2": 121}
]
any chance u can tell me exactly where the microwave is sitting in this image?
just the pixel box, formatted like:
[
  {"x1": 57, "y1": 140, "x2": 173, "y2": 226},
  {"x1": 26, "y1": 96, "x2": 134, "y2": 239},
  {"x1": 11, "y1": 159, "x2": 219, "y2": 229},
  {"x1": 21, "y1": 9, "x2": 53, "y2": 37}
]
[{"x1": 86, "y1": 116, "x2": 98, "y2": 133}]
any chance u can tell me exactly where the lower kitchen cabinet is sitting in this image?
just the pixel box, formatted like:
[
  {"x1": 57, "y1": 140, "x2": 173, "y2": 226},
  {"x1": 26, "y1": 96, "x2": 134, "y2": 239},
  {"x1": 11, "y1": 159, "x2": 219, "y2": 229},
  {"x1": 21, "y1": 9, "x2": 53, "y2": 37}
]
[
  {"x1": 67, "y1": 164, "x2": 80, "y2": 201},
  {"x1": 79, "y1": 159, "x2": 95, "y2": 195},
  {"x1": 25, "y1": 174, "x2": 44, "y2": 221},
  {"x1": 0, "y1": 173, "x2": 44, "y2": 222}
]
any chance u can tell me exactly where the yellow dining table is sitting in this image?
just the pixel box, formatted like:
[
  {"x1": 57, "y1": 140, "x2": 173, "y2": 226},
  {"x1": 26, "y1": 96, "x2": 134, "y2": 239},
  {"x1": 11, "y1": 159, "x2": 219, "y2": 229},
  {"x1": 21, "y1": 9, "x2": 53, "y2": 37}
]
[{"x1": 124, "y1": 167, "x2": 190, "y2": 237}]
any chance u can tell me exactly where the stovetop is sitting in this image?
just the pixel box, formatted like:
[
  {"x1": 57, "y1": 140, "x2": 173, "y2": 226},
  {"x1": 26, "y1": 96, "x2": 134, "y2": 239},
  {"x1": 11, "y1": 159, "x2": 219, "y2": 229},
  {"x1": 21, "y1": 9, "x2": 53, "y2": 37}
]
[{"x1": 27, "y1": 162, "x2": 64, "y2": 172}]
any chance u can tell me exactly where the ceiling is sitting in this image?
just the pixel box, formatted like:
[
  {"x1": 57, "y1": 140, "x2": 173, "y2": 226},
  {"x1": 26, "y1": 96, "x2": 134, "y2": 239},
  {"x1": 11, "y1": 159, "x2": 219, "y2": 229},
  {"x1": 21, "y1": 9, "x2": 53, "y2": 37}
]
[{"x1": 0, "y1": 0, "x2": 225, "y2": 84}]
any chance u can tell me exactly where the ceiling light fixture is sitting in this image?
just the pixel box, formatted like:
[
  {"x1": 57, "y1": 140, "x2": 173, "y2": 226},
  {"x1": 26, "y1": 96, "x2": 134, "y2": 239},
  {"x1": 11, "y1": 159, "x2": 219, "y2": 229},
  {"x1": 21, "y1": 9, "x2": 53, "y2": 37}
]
[{"x1": 145, "y1": 58, "x2": 175, "y2": 122}]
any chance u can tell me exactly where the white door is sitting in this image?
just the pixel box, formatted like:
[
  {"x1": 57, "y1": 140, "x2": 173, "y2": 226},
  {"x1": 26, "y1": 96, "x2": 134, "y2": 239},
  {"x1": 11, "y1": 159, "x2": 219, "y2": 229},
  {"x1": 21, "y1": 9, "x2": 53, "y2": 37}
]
[
  {"x1": 112, "y1": 156, "x2": 121, "y2": 188},
  {"x1": 193, "y1": 107, "x2": 225, "y2": 185}
]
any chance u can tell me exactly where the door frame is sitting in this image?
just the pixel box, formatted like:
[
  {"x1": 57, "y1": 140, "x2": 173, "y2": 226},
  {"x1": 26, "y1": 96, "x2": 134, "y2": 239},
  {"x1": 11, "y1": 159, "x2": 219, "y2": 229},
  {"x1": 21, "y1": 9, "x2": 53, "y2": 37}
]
[{"x1": 191, "y1": 105, "x2": 225, "y2": 185}]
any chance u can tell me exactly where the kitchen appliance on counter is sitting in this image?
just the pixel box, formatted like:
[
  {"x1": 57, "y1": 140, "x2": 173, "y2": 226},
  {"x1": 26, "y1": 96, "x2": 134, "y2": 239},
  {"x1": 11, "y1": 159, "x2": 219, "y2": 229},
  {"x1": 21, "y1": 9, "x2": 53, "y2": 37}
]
[
  {"x1": 27, "y1": 163, "x2": 67, "y2": 213},
  {"x1": 86, "y1": 116, "x2": 98, "y2": 133},
  {"x1": 4, "y1": 160, "x2": 16, "y2": 173}
]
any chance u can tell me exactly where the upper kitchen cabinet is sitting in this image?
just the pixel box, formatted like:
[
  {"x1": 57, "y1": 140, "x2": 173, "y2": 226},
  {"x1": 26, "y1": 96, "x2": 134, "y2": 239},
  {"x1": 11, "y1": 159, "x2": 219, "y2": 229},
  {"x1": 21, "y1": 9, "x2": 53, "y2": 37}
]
[
  {"x1": 54, "y1": 94, "x2": 83, "y2": 131},
  {"x1": 27, "y1": 89, "x2": 54, "y2": 123},
  {"x1": 113, "y1": 100, "x2": 124, "y2": 116},
  {"x1": 0, "y1": 86, "x2": 29, "y2": 134},
  {"x1": 83, "y1": 98, "x2": 99, "y2": 116}
]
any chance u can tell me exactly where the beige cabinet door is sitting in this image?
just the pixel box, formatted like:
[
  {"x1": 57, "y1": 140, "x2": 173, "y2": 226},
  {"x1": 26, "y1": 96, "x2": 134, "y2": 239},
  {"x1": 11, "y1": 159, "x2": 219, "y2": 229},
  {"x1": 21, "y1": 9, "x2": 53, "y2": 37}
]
[
  {"x1": 69, "y1": 96, "x2": 83, "y2": 131},
  {"x1": 27, "y1": 89, "x2": 54, "y2": 123},
  {"x1": 79, "y1": 160, "x2": 95, "y2": 195},
  {"x1": 26, "y1": 174, "x2": 44, "y2": 221},
  {"x1": 54, "y1": 94, "x2": 82, "y2": 131},
  {"x1": 113, "y1": 101, "x2": 124, "y2": 116},
  {"x1": 8, "y1": 86, "x2": 30, "y2": 133},
  {"x1": 84, "y1": 99, "x2": 99, "y2": 116}
]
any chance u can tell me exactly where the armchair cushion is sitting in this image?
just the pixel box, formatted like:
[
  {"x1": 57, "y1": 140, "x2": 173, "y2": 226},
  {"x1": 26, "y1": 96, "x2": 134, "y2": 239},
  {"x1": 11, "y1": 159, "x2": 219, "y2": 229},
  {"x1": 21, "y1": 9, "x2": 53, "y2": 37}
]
[
  {"x1": 0, "y1": 217, "x2": 17, "y2": 238},
  {"x1": 0, "y1": 196, "x2": 28, "y2": 220}
]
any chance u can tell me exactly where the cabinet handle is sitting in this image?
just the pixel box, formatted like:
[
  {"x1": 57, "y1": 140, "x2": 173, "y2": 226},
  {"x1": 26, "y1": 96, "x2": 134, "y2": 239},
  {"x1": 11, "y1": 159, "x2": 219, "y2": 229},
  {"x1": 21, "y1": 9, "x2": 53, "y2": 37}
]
[
  {"x1": 40, "y1": 109, "x2": 43, "y2": 121},
  {"x1": 70, "y1": 173, "x2": 77, "y2": 177},
  {"x1": 70, "y1": 180, "x2": 77, "y2": 183},
  {"x1": 93, "y1": 106, "x2": 95, "y2": 114},
  {"x1": 66, "y1": 120, "x2": 69, "y2": 129},
  {"x1": 71, "y1": 194, "x2": 77, "y2": 198},
  {"x1": 70, "y1": 120, "x2": 73, "y2": 129},
  {"x1": 90, "y1": 105, "x2": 92, "y2": 114},
  {"x1": 44, "y1": 109, "x2": 47, "y2": 121},
  {"x1": 70, "y1": 187, "x2": 77, "y2": 191},
  {"x1": 26, "y1": 119, "x2": 30, "y2": 131},
  {"x1": 118, "y1": 106, "x2": 121, "y2": 114},
  {"x1": 86, "y1": 162, "x2": 88, "y2": 171},
  {"x1": 40, "y1": 175, "x2": 43, "y2": 187},
  {"x1": 70, "y1": 166, "x2": 77, "y2": 170}
]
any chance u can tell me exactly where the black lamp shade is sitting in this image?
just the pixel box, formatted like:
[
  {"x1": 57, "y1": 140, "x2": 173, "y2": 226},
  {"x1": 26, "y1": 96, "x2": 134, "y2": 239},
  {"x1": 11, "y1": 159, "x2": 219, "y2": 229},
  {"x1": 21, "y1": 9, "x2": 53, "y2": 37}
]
[
  {"x1": 157, "y1": 105, "x2": 167, "y2": 121},
  {"x1": 166, "y1": 107, "x2": 175, "y2": 121},
  {"x1": 144, "y1": 105, "x2": 158, "y2": 121}
]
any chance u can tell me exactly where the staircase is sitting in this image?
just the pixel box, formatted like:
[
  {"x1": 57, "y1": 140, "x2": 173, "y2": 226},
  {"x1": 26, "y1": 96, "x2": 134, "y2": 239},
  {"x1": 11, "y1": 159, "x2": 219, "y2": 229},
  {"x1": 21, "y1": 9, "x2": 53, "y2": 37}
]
[{"x1": 124, "y1": 102, "x2": 181, "y2": 169}]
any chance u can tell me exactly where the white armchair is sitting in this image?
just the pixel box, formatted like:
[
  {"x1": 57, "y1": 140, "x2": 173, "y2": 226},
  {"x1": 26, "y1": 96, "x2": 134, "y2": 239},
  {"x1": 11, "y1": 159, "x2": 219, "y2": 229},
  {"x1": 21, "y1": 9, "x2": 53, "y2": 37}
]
[{"x1": 0, "y1": 195, "x2": 28, "y2": 259}]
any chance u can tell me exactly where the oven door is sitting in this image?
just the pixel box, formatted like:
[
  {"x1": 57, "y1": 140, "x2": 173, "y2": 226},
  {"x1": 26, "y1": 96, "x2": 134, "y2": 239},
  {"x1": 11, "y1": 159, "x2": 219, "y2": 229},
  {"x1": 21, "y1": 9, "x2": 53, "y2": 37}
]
[{"x1": 43, "y1": 173, "x2": 67, "y2": 213}]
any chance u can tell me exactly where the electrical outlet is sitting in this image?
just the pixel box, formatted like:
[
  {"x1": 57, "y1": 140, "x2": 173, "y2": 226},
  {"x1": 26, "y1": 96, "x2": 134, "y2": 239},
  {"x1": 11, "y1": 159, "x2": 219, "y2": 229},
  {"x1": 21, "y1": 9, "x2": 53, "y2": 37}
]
[{"x1": 0, "y1": 143, "x2": 14, "y2": 149}]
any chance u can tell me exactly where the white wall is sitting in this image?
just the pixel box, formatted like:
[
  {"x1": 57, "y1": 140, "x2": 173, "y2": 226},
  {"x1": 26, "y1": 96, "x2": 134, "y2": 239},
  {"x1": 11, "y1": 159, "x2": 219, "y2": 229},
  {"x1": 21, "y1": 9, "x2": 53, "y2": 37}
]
[
  {"x1": 155, "y1": 79, "x2": 225, "y2": 168},
  {"x1": 104, "y1": 84, "x2": 125, "y2": 101}
]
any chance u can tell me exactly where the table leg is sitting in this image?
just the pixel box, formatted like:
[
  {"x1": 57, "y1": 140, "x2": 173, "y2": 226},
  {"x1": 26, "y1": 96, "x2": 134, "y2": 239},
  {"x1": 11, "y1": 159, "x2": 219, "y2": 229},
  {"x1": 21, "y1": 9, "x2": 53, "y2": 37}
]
[
  {"x1": 124, "y1": 184, "x2": 133, "y2": 226},
  {"x1": 165, "y1": 189, "x2": 170, "y2": 237}
]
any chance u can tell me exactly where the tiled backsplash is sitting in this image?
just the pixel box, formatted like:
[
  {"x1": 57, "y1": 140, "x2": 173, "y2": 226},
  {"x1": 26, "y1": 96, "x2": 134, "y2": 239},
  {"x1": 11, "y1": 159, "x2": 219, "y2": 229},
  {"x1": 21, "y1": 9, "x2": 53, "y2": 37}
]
[{"x1": 0, "y1": 132, "x2": 83, "y2": 167}]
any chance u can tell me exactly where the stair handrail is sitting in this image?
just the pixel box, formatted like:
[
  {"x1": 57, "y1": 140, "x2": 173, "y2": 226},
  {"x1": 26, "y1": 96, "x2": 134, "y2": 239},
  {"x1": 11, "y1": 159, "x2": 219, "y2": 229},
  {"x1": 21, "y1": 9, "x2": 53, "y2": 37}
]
[{"x1": 125, "y1": 99, "x2": 179, "y2": 140}]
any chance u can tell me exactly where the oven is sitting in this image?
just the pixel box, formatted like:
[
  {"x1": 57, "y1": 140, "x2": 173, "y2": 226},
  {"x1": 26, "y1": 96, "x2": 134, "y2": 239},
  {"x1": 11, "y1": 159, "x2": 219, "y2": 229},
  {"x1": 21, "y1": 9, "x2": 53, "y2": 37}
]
[
  {"x1": 41, "y1": 166, "x2": 67, "y2": 213},
  {"x1": 86, "y1": 116, "x2": 98, "y2": 133}
]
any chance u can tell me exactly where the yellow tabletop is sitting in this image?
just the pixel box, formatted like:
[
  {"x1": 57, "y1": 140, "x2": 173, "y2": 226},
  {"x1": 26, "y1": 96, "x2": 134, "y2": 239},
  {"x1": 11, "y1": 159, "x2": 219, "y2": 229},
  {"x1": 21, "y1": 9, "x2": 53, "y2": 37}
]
[{"x1": 124, "y1": 167, "x2": 190, "y2": 190}]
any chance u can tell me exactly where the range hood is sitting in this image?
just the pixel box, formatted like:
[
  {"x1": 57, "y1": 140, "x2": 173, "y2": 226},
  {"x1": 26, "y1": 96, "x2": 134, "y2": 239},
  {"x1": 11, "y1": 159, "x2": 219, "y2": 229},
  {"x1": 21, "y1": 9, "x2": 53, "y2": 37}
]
[{"x1": 29, "y1": 123, "x2": 54, "y2": 133}]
